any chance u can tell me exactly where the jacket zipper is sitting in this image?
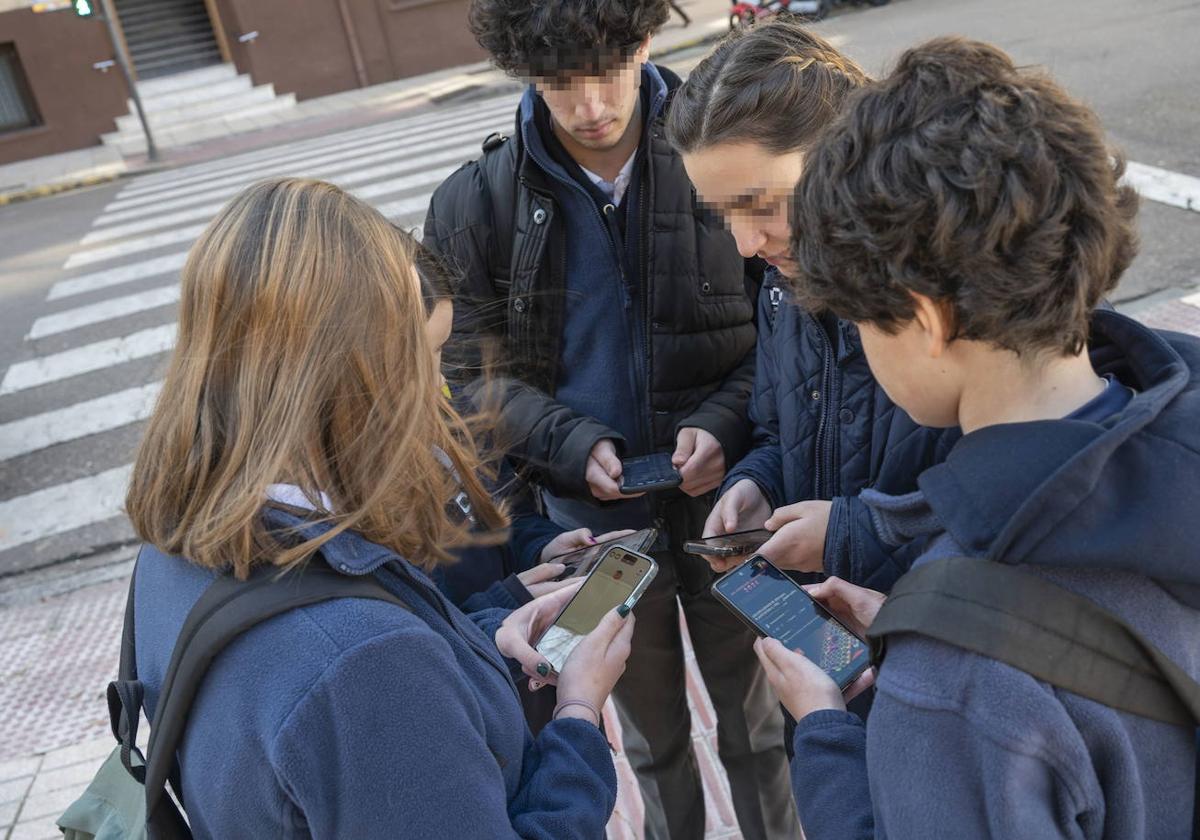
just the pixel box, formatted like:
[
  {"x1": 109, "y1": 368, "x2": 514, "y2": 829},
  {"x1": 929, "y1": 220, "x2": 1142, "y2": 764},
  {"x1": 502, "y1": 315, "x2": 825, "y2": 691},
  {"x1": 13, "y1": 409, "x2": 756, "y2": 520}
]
[{"x1": 811, "y1": 312, "x2": 837, "y2": 500}]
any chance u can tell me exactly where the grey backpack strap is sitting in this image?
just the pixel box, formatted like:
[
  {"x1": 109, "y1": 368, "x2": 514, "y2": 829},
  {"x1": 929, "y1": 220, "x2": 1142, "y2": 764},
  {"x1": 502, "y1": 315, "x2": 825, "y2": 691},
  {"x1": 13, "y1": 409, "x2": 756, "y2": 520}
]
[{"x1": 868, "y1": 555, "x2": 1200, "y2": 837}]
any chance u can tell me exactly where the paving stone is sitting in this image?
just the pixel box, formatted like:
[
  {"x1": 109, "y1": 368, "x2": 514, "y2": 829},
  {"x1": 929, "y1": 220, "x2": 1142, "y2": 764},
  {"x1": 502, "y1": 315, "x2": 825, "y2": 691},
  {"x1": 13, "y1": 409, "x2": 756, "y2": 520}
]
[
  {"x1": 6, "y1": 813, "x2": 62, "y2": 840},
  {"x1": 0, "y1": 775, "x2": 31, "y2": 806},
  {"x1": 27, "y1": 758, "x2": 100, "y2": 797},
  {"x1": 0, "y1": 755, "x2": 39, "y2": 784},
  {"x1": 0, "y1": 798, "x2": 20, "y2": 830},
  {"x1": 17, "y1": 782, "x2": 85, "y2": 822}
]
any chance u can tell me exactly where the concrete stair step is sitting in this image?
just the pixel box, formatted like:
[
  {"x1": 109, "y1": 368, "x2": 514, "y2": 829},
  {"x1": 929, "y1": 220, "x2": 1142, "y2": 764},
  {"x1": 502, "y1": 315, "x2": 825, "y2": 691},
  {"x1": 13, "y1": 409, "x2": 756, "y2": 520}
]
[
  {"x1": 133, "y1": 63, "x2": 235, "y2": 97},
  {"x1": 103, "y1": 94, "x2": 298, "y2": 155},
  {"x1": 130, "y1": 39, "x2": 219, "y2": 66},
  {"x1": 115, "y1": 83, "x2": 278, "y2": 132},
  {"x1": 136, "y1": 52, "x2": 222, "y2": 81},
  {"x1": 122, "y1": 15, "x2": 213, "y2": 43},
  {"x1": 130, "y1": 73, "x2": 250, "y2": 112},
  {"x1": 114, "y1": 1, "x2": 206, "y2": 30}
]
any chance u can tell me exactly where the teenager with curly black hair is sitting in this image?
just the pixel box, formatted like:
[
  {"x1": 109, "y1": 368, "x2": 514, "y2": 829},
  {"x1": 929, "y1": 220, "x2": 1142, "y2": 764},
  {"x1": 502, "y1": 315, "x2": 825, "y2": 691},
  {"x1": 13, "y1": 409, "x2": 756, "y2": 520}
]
[{"x1": 426, "y1": 2, "x2": 796, "y2": 838}]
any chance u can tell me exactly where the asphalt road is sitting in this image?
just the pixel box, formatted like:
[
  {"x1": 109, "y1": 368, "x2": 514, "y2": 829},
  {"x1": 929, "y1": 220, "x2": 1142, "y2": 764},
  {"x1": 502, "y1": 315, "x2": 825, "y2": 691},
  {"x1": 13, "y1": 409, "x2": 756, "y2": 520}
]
[{"x1": 0, "y1": 0, "x2": 1197, "y2": 581}]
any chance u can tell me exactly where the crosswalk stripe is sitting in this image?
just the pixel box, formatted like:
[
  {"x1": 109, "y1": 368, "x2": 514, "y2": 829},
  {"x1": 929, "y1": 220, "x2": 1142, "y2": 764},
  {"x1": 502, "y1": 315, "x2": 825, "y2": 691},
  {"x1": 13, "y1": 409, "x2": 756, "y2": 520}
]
[
  {"x1": 376, "y1": 193, "x2": 439, "y2": 221},
  {"x1": 48, "y1": 252, "x2": 187, "y2": 301},
  {"x1": 72, "y1": 170, "x2": 451, "y2": 270},
  {"x1": 118, "y1": 94, "x2": 516, "y2": 194},
  {"x1": 95, "y1": 134, "x2": 481, "y2": 228},
  {"x1": 98, "y1": 106, "x2": 507, "y2": 218},
  {"x1": 109, "y1": 97, "x2": 516, "y2": 206},
  {"x1": 65, "y1": 225, "x2": 207, "y2": 270},
  {"x1": 0, "y1": 465, "x2": 132, "y2": 553},
  {"x1": 0, "y1": 382, "x2": 161, "y2": 461},
  {"x1": 84, "y1": 140, "x2": 478, "y2": 243},
  {"x1": 1124, "y1": 161, "x2": 1200, "y2": 214},
  {"x1": 28, "y1": 285, "x2": 180, "y2": 339},
  {"x1": 0, "y1": 323, "x2": 177, "y2": 395}
]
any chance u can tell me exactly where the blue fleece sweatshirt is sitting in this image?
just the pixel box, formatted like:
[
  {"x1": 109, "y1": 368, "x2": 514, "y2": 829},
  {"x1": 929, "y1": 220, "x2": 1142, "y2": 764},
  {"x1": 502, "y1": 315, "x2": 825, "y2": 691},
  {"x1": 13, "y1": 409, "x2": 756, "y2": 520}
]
[
  {"x1": 133, "y1": 508, "x2": 617, "y2": 840},
  {"x1": 789, "y1": 311, "x2": 1200, "y2": 840}
]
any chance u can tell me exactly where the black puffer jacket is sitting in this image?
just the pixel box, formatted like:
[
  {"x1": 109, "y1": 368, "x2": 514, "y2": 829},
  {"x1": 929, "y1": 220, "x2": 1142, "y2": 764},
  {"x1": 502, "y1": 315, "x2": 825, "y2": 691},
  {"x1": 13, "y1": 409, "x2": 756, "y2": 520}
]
[{"x1": 424, "y1": 66, "x2": 759, "y2": 499}]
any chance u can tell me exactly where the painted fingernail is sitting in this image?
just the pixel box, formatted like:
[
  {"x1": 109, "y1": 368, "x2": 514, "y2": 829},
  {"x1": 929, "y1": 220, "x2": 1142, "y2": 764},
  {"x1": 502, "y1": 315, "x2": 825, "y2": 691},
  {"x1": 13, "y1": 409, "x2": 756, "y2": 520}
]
[
  {"x1": 617, "y1": 604, "x2": 631, "y2": 618},
  {"x1": 587, "y1": 537, "x2": 597, "y2": 544},
  {"x1": 536, "y1": 662, "x2": 550, "y2": 677}
]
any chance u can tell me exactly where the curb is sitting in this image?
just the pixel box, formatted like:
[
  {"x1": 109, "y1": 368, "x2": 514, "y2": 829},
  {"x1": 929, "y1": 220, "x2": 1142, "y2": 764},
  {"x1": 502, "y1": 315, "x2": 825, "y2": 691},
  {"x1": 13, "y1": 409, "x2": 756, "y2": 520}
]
[
  {"x1": 0, "y1": 168, "x2": 125, "y2": 207},
  {"x1": 652, "y1": 29, "x2": 726, "y2": 59}
]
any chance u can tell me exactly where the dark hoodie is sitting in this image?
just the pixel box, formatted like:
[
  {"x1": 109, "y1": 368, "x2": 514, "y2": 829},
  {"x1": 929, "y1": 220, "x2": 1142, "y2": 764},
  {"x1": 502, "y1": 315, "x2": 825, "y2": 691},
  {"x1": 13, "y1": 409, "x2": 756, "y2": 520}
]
[{"x1": 789, "y1": 310, "x2": 1200, "y2": 840}]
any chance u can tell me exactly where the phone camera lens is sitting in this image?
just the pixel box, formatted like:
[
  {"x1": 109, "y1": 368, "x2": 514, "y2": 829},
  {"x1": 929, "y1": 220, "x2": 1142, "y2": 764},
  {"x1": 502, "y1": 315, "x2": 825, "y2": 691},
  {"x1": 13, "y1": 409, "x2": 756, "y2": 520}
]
[{"x1": 620, "y1": 554, "x2": 636, "y2": 566}]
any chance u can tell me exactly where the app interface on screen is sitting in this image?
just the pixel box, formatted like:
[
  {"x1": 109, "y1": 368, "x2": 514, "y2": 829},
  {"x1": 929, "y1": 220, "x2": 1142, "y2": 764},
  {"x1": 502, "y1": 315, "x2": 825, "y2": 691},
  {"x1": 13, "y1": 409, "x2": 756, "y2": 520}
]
[
  {"x1": 538, "y1": 551, "x2": 647, "y2": 671},
  {"x1": 718, "y1": 558, "x2": 868, "y2": 687}
]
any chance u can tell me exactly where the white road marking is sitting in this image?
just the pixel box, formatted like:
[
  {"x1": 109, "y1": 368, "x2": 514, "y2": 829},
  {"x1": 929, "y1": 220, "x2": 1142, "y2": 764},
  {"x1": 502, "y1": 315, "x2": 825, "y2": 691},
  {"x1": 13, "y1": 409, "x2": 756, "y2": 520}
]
[
  {"x1": 0, "y1": 382, "x2": 161, "y2": 461},
  {"x1": 0, "y1": 323, "x2": 177, "y2": 395},
  {"x1": 65, "y1": 225, "x2": 207, "y2": 270},
  {"x1": 117, "y1": 94, "x2": 516, "y2": 195},
  {"x1": 108, "y1": 97, "x2": 515, "y2": 206},
  {"x1": 1124, "y1": 161, "x2": 1200, "y2": 214},
  {"x1": 47, "y1": 252, "x2": 187, "y2": 301},
  {"x1": 28, "y1": 285, "x2": 180, "y2": 339},
  {"x1": 84, "y1": 141, "x2": 475, "y2": 243},
  {"x1": 0, "y1": 465, "x2": 133, "y2": 553}
]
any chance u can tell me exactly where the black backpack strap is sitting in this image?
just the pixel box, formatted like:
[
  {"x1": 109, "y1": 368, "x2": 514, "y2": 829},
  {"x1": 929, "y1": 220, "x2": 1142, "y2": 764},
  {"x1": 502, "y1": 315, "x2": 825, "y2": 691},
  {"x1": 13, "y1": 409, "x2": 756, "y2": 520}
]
[
  {"x1": 108, "y1": 549, "x2": 147, "y2": 781},
  {"x1": 142, "y1": 563, "x2": 410, "y2": 824},
  {"x1": 476, "y1": 130, "x2": 518, "y2": 292},
  {"x1": 868, "y1": 555, "x2": 1200, "y2": 837}
]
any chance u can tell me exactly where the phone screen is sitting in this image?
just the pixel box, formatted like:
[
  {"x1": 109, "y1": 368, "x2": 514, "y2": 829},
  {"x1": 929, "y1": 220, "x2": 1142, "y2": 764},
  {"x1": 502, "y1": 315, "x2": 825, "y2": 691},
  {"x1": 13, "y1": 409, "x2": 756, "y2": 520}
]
[
  {"x1": 713, "y1": 556, "x2": 869, "y2": 689},
  {"x1": 537, "y1": 547, "x2": 656, "y2": 672},
  {"x1": 549, "y1": 529, "x2": 655, "y2": 580}
]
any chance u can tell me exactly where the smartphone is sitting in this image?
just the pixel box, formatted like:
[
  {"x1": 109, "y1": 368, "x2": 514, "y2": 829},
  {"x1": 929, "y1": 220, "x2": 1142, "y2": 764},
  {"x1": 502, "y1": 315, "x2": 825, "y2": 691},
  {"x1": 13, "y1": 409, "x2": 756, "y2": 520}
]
[
  {"x1": 711, "y1": 555, "x2": 870, "y2": 690},
  {"x1": 547, "y1": 528, "x2": 658, "y2": 581},
  {"x1": 619, "y1": 453, "x2": 681, "y2": 493},
  {"x1": 684, "y1": 528, "x2": 774, "y2": 558},
  {"x1": 535, "y1": 546, "x2": 658, "y2": 673}
]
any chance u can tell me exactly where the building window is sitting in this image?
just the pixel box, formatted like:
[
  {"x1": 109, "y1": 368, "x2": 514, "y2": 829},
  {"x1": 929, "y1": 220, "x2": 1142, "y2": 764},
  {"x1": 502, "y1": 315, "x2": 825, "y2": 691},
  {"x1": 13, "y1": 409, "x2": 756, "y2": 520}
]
[{"x1": 0, "y1": 43, "x2": 41, "y2": 134}]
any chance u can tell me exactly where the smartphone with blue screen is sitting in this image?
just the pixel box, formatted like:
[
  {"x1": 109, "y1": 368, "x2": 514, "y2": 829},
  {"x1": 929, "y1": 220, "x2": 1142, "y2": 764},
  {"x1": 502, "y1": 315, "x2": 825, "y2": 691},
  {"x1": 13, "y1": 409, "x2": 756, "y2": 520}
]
[{"x1": 712, "y1": 555, "x2": 870, "y2": 690}]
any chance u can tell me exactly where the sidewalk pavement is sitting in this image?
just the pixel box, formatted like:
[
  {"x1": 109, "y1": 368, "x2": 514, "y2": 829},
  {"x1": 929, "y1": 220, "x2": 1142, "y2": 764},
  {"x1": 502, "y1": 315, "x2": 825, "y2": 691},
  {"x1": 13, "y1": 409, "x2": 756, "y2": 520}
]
[{"x1": 0, "y1": 0, "x2": 733, "y2": 205}]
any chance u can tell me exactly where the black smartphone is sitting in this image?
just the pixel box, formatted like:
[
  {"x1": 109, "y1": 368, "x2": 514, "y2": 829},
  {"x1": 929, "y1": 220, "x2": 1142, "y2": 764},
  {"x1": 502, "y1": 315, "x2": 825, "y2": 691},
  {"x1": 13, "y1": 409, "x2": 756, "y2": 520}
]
[
  {"x1": 684, "y1": 528, "x2": 774, "y2": 558},
  {"x1": 619, "y1": 452, "x2": 681, "y2": 493},
  {"x1": 547, "y1": 528, "x2": 658, "y2": 581},
  {"x1": 712, "y1": 555, "x2": 870, "y2": 690},
  {"x1": 535, "y1": 546, "x2": 659, "y2": 673}
]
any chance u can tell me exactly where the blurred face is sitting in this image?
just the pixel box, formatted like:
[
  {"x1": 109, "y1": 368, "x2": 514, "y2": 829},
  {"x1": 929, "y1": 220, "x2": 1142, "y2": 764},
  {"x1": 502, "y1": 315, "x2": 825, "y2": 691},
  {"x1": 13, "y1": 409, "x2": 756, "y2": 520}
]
[
  {"x1": 683, "y1": 142, "x2": 804, "y2": 277},
  {"x1": 534, "y1": 40, "x2": 650, "y2": 152},
  {"x1": 856, "y1": 296, "x2": 964, "y2": 429},
  {"x1": 425, "y1": 299, "x2": 453, "y2": 377}
]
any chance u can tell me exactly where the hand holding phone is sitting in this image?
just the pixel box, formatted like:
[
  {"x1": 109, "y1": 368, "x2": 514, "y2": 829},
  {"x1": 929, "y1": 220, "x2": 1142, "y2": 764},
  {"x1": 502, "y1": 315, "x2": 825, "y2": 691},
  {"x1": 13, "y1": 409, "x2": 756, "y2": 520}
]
[
  {"x1": 547, "y1": 528, "x2": 657, "y2": 581},
  {"x1": 711, "y1": 555, "x2": 870, "y2": 691},
  {"x1": 619, "y1": 453, "x2": 681, "y2": 493},
  {"x1": 684, "y1": 528, "x2": 774, "y2": 559},
  {"x1": 536, "y1": 546, "x2": 658, "y2": 673}
]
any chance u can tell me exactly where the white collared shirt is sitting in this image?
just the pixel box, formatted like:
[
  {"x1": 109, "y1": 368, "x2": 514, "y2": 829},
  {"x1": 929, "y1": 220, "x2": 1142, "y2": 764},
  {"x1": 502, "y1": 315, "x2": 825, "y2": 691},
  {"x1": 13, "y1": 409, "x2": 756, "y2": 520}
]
[{"x1": 579, "y1": 149, "x2": 638, "y2": 206}]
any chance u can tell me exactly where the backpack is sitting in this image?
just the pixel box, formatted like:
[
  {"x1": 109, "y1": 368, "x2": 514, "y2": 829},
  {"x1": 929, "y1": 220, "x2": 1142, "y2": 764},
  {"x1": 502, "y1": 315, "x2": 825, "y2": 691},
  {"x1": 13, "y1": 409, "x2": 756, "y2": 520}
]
[
  {"x1": 867, "y1": 555, "x2": 1200, "y2": 838},
  {"x1": 57, "y1": 552, "x2": 409, "y2": 839}
]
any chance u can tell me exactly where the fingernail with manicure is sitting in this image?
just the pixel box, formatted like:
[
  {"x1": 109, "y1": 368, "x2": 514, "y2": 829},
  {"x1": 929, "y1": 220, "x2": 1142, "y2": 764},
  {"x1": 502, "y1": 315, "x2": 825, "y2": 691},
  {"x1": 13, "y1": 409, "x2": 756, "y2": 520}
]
[
  {"x1": 617, "y1": 604, "x2": 631, "y2": 618},
  {"x1": 536, "y1": 662, "x2": 550, "y2": 677}
]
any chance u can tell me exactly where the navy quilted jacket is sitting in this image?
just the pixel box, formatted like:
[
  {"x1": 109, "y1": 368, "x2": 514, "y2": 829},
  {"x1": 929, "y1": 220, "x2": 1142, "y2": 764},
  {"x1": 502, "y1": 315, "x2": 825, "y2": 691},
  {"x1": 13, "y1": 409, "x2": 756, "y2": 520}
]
[{"x1": 721, "y1": 272, "x2": 959, "y2": 592}]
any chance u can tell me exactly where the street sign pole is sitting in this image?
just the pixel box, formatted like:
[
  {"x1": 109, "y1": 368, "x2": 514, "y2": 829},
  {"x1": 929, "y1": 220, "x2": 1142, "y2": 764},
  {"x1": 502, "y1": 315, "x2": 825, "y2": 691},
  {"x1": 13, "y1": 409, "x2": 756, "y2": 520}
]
[{"x1": 94, "y1": 0, "x2": 159, "y2": 161}]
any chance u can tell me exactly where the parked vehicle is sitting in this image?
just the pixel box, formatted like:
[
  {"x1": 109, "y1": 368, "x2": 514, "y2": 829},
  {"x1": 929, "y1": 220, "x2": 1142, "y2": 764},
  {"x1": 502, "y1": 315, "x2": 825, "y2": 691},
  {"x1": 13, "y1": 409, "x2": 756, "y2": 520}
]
[{"x1": 729, "y1": 0, "x2": 889, "y2": 29}]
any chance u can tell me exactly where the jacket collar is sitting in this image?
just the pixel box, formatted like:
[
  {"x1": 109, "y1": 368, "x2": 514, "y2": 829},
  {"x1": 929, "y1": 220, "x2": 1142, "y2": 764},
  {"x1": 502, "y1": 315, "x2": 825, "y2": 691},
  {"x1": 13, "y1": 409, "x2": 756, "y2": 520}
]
[{"x1": 262, "y1": 506, "x2": 397, "y2": 576}]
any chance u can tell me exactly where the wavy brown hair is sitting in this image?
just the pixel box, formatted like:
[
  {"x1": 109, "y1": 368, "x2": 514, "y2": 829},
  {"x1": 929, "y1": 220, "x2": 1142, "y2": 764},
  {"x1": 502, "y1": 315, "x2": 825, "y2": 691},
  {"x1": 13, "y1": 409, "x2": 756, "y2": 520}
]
[
  {"x1": 790, "y1": 37, "x2": 1139, "y2": 356},
  {"x1": 126, "y1": 178, "x2": 507, "y2": 577}
]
